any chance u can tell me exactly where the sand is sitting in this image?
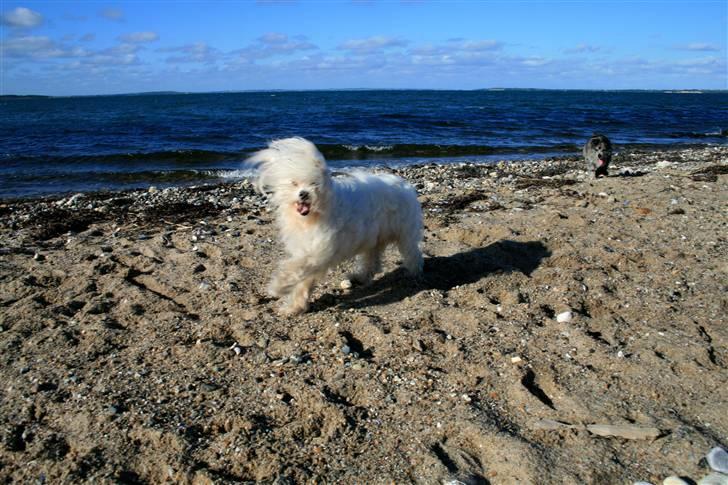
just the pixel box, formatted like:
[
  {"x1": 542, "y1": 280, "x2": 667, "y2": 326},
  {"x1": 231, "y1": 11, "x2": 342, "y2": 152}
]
[{"x1": 1, "y1": 146, "x2": 726, "y2": 484}]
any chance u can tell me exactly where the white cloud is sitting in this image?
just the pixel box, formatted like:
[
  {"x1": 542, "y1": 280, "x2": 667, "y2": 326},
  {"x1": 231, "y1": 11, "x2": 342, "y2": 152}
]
[
  {"x1": 1, "y1": 7, "x2": 43, "y2": 28},
  {"x1": 162, "y1": 43, "x2": 220, "y2": 64},
  {"x1": 676, "y1": 42, "x2": 720, "y2": 52},
  {"x1": 1, "y1": 36, "x2": 85, "y2": 59},
  {"x1": 339, "y1": 36, "x2": 408, "y2": 53},
  {"x1": 233, "y1": 34, "x2": 317, "y2": 61},
  {"x1": 259, "y1": 32, "x2": 289, "y2": 45},
  {"x1": 459, "y1": 40, "x2": 502, "y2": 52},
  {"x1": 99, "y1": 8, "x2": 124, "y2": 21},
  {"x1": 564, "y1": 43, "x2": 602, "y2": 54},
  {"x1": 119, "y1": 32, "x2": 159, "y2": 43}
]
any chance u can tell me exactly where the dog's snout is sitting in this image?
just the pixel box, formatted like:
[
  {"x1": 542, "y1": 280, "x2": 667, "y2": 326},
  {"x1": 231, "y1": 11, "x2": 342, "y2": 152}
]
[{"x1": 299, "y1": 190, "x2": 310, "y2": 200}]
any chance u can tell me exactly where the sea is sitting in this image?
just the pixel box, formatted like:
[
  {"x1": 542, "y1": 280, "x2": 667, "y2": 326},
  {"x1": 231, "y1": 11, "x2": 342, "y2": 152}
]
[{"x1": 1, "y1": 89, "x2": 726, "y2": 199}]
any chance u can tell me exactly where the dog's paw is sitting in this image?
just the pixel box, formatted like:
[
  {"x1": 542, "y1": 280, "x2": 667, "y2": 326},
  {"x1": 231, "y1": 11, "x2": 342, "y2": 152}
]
[
  {"x1": 267, "y1": 282, "x2": 284, "y2": 299},
  {"x1": 277, "y1": 303, "x2": 307, "y2": 317}
]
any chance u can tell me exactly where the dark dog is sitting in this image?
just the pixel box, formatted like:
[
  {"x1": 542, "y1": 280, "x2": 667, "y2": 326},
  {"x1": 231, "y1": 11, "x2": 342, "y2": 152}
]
[{"x1": 583, "y1": 134, "x2": 612, "y2": 177}]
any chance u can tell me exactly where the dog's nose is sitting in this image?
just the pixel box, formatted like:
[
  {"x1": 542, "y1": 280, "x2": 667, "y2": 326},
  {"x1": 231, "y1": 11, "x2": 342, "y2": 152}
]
[{"x1": 299, "y1": 190, "x2": 310, "y2": 200}]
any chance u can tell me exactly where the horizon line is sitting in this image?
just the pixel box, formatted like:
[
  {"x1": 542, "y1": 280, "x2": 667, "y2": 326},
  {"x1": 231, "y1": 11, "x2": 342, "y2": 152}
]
[{"x1": 3, "y1": 87, "x2": 727, "y2": 99}]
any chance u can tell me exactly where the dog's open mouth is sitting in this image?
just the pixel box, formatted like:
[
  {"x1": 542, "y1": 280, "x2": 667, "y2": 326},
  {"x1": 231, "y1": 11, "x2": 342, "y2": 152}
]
[
  {"x1": 296, "y1": 201, "x2": 311, "y2": 216},
  {"x1": 598, "y1": 159, "x2": 606, "y2": 167}
]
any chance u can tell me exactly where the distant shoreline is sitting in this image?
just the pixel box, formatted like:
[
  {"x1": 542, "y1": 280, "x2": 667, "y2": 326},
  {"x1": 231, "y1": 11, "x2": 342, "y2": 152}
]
[{"x1": 3, "y1": 87, "x2": 728, "y2": 100}]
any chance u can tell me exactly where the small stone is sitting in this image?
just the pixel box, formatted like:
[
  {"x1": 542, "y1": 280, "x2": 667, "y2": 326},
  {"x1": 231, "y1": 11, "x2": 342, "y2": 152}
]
[
  {"x1": 511, "y1": 356, "x2": 522, "y2": 364},
  {"x1": 193, "y1": 263, "x2": 206, "y2": 273},
  {"x1": 341, "y1": 345, "x2": 351, "y2": 355},
  {"x1": 148, "y1": 186, "x2": 158, "y2": 193},
  {"x1": 198, "y1": 281, "x2": 211, "y2": 291},
  {"x1": 33, "y1": 252, "x2": 45, "y2": 261},
  {"x1": 340, "y1": 279, "x2": 353, "y2": 290},
  {"x1": 707, "y1": 447, "x2": 728, "y2": 473},
  {"x1": 634, "y1": 482, "x2": 654, "y2": 485},
  {"x1": 586, "y1": 423, "x2": 661, "y2": 440},
  {"x1": 461, "y1": 394, "x2": 472, "y2": 403},
  {"x1": 556, "y1": 311, "x2": 573, "y2": 323},
  {"x1": 698, "y1": 473, "x2": 728, "y2": 485},
  {"x1": 663, "y1": 477, "x2": 690, "y2": 485}
]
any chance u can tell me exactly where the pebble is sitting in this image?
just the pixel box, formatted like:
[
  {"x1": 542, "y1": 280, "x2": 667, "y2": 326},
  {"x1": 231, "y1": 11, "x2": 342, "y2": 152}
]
[
  {"x1": 556, "y1": 311, "x2": 573, "y2": 323},
  {"x1": 33, "y1": 252, "x2": 45, "y2": 261},
  {"x1": 341, "y1": 345, "x2": 351, "y2": 355},
  {"x1": 198, "y1": 281, "x2": 211, "y2": 291},
  {"x1": 698, "y1": 473, "x2": 728, "y2": 485},
  {"x1": 340, "y1": 279, "x2": 353, "y2": 290},
  {"x1": 663, "y1": 477, "x2": 690, "y2": 485},
  {"x1": 707, "y1": 447, "x2": 728, "y2": 473},
  {"x1": 586, "y1": 424, "x2": 661, "y2": 440},
  {"x1": 634, "y1": 482, "x2": 655, "y2": 485}
]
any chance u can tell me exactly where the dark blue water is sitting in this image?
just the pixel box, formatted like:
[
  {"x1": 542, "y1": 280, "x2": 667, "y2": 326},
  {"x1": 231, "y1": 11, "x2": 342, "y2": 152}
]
[{"x1": 1, "y1": 89, "x2": 726, "y2": 199}]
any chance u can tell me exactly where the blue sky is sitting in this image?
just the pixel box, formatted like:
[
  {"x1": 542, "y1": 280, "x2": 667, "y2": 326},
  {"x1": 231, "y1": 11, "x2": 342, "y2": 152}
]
[{"x1": 1, "y1": 1, "x2": 726, "y2": 95}]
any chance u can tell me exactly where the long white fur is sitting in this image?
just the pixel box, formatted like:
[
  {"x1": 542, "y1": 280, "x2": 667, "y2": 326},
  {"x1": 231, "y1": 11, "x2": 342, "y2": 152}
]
[{"x1": 248, "y1": 137, "x2": 423, "y2": 315}]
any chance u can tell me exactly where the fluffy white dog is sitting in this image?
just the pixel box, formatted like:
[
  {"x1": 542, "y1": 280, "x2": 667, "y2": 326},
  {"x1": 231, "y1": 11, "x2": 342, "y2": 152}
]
[{"x1": 248, "y1": 137, "x2": 423, "y2": 316}]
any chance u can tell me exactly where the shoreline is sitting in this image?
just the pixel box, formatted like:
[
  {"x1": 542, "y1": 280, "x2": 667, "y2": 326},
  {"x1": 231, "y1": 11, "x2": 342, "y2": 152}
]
[
  {"x1": 0, "y1": 145, "x2": 726, "y2": 483},
  {"x1": 2, "y1": 143, "x2": 727, "y2": 202}
]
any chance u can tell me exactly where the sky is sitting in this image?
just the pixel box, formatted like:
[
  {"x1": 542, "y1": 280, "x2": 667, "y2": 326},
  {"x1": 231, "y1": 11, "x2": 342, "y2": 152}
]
[{"x1": 1, "y1": 0, "x2": 726, "y2": 96}]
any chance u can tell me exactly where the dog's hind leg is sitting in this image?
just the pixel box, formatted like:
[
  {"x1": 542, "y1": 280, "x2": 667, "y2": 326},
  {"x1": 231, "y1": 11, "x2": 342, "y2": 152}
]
[
  {"x1": 398, "y1": 236, "x2": 423, "y2": 275},
  {"x1": 348, "y1": 248, "x2": 383, "y2": 285}
]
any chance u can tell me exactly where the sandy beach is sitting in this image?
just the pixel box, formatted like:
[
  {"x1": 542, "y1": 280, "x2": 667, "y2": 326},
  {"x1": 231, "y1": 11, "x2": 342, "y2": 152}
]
[{"x1": 1, "y1": 145, "x2": 726, "y2": 484}]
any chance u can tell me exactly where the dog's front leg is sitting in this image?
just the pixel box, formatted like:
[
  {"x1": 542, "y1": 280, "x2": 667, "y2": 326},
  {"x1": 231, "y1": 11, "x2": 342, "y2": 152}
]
[
  {"x1": 267, "y1": 258, "x2": 303, "y2": 298},
  {"x1": 279, "y1": 276, "x2": 316, "y2": 316},
  {"x1": 268, "y1": 258, "x2": 326, "y2": 315}
]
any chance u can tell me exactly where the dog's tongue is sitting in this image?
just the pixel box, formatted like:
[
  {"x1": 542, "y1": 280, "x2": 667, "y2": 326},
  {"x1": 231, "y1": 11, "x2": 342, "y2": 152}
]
[
  {"x1": 598, "y1": 159, "x2": 606, "y2": 166},
  {"x1": 296, "y1": 201, "x2": 311, "y2": 216}
]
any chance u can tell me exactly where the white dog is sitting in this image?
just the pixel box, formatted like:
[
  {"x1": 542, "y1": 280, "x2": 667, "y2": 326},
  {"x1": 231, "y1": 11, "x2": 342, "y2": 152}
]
[{"x1": 248, "y1": 137, "x2": 423, "y2": 316}]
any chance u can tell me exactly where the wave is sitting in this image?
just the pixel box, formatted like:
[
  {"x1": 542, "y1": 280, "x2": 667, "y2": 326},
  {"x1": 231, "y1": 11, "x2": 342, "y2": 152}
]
[
  {"x1": 668, "y1": 129, "x2": 728, "y2": 139},
  {"x1": 4, "y1": 137, "x2": 724, "y2": 172},
  {"x1": 6, "y1": 149, "x2": 247, "y2": 167},
  {"x1": 2, "y1": 168, "x2": 250, "y2": 186},
  {"x1": 3, "y1": 143, "x2": 579, "y2": 167},
  {"x1": 316, "y1": 143, "x2": 579, "y2": 160}
]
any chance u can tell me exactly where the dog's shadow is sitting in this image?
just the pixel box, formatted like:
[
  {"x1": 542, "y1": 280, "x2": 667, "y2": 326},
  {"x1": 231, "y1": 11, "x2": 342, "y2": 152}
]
[{"x1": 313, "y1": 239, "x2": 551, "y2": 311}]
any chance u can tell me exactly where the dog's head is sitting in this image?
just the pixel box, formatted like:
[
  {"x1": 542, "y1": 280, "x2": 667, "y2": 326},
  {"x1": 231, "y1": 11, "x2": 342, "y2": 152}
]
[
  {"x1": 247, "y1": 137, "x2": 331, "y2": 218},
  {"x1": 588, "y1": 134, "x2": 613, "y2": 168}
]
